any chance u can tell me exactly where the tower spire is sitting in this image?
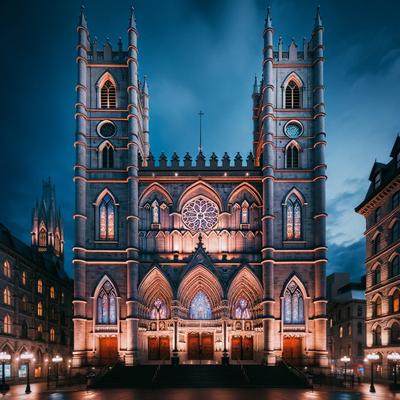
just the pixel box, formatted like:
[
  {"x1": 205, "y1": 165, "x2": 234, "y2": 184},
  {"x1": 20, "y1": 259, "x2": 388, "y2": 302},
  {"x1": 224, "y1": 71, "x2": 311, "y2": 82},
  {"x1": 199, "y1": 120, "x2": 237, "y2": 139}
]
[
  {"x1": 265, "y1": 6, "x2": 272, "y2": 29},
  {"x1": 129, "y1": 4, "x2": 137, "y2": 29},
  {"x1": 79, "y1": 4, "x2": 88, "y2": 29},
  {"x1": 253, "y1": 75, "x2": 258, "y2": 96},
  {"x1": 314, "y1": 5, "x2": 322, "y2": 28}
]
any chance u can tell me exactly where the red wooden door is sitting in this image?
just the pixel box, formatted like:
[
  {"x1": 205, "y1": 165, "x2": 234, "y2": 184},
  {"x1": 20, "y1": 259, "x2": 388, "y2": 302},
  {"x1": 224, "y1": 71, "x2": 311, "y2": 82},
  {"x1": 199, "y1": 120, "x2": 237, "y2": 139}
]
[
  {"x1": 159, "y1": 336, "x2": 170, "y2": 360},
  {"x1": 188, "y1": 333, "x2": 200, "y2": 360},
  {"x1": 231, "y1": 336, "x2": 242, "y2": 360},
  {"x1": 201, "y1": 333, "x2": 214, "y2": 360},
  {"x1": 99, "y1": 337, "x2": 118, "y2": 365},
  {"x1": 148, "y1": 337, "x2": 160, "y2": 360},
  {"x1": 283, "y1": 337, "x2": 303, "y2": 365},
  {"x1": 242, "y1": 336, "x2": 254, "y2": 360}
]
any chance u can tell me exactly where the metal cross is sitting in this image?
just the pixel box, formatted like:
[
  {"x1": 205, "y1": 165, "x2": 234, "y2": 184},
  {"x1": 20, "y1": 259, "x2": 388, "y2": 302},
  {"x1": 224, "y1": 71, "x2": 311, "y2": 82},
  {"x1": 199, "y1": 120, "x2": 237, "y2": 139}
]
[{"x1": 198, "y1": 110, "x2": 204, "y2": 153}]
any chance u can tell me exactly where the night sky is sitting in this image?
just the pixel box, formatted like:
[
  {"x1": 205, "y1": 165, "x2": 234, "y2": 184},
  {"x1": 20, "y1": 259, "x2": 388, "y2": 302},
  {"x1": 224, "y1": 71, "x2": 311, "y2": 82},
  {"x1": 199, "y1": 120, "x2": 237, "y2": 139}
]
[{"x1": 2, "y1": 0, "x2": 400, "y2": 279}]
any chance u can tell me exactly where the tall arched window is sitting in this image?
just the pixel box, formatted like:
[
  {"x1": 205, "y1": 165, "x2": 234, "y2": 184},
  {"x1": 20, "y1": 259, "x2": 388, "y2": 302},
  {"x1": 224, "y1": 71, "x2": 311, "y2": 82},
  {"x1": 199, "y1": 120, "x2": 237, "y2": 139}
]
[
  {"x1": 3, "y1": 287, "x2": 11, "y2": 305},
  {"x1": 21, "y1": 295, "x2": 28, "y2": 313},
  {"x1": 392, "y1": 221, "x2": 400, "y2": 243},
  {"x1": 3, "y1": 260, "x2": 11, "y2": 278},
  {"x1": 285, "y1": 80, "x2": 300, "y2": 109},
  {"x1": 286, "y1": 196, "x2": 302, "y2": 240},
  {"x1": 3, "y1": 315, "x2": 11, "y2": 334},
  {"x1": 391, "y1": 256, "x2": 400, "y2": 278},
  {"x1": 96, "y1": 281, "x2": 117, "y2": 325},
  {"x1": 286, "y1": 143, "x2": 299, "y2": 169},
  {"x1": 392, "y1": 290, "x2": 400, "y2": 313},
  {"x1": 189, "y1": 291, "x2": 212, "y2": 320},
  {"x1": 37, "y1": 324, "x2": 43, "y2": 340},
  {"x1": 99, "y1": 194, "x2": 116, "y2": 240},
  {"x1": 101, "y1": 142, "x2": 114, "y2": 169},
  {"x1": 391, "y1": 323, "x2": 400, "y2": 344},
  {"x1": 392, "y1": 191, "x2": 400, "y2": 210},
  {"x1": 100, "y1": 80, "x2": 116, "y2": 109},
  {"x1": 373, "y1": 266, "x2": 381, "y2": 285},
  {"x1": 50, "y1": 286, "x2": 55, "y2": 299},
  {"x1": 374, "y1": 207, "x2": 382, "y2": 223},
  {"x1": 234, "y1": 298, "x2": 251, "y2": 319},
  {"x1": 373, "y1": 325, "x2": 382, "y2": 346},
  {"x1": 54, "y1": 230, "x2": 61, "y2": 256},
  {"x1": 37, "y1": 301, "x2": 43, "y2": 317},
  {"x1": 150, "y1": 298, "x2": 168, "y2": 320},
  {"x1": 284, "y1": 281, "x2": 305, "y2": 324},
  {"x1": 21, "y1": 271, "x2": 27, "y2": 286},
  {"x1": 38, "y1": 223, "x2": 47, "y2": 248},
  {"x1": 373, "y1": 297, "x2": 382, "y2": 317},
  {"x1": 21, "y1": 321, "x2": 28, "y2": 338},
  {"x1": 373, "y1": 234, "x2": 381, "y2": 255},
  {"x1": 50, "y1": 328, "x2": 55, "y2": 342},
  {"x1": 37, "y1": 279, "x2": 43, "y2": 294}
]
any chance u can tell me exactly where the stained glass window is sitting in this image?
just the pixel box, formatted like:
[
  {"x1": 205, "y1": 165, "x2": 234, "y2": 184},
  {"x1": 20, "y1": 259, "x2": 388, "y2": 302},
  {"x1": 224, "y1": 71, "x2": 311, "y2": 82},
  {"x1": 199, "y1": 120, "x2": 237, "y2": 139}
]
[
  {"x1": 235, "y1": 298, "x2": 251, "y2": 319},
  {"x1": 182, "y1": 197, "x2": 219, "y2": 232},
  {"x1": 96, "y1": 281, "x2": 117, "y2": 325},
  {"x1": 150, "y1": 298, "x2": 168, "y2": 319},
  {"x1": 285, "y1": 80, "x2": 300, "y2": 109},
  {"x1": 99, "y1": 194, "x2": 115, "y2": 240},
  {"x1": 286, "y1": 196, "x2": 301, "y2": 240},
  {"x1": 189, "y1": 291, "x2": 212, "y2": 320},
  {"x1": 283, "y1": 281, "x2": 304, "y2": 324},
  {"x1": 101, "y1": 80, "x2": 116, "y2": 109},
  {"x1": 39, "y1": 225, "x2": 47, "y2": 247}
]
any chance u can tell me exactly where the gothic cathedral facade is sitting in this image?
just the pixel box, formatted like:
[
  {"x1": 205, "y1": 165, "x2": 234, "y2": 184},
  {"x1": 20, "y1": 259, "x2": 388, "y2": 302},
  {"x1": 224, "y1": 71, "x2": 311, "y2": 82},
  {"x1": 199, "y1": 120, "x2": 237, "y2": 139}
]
[{"x1": 73, "y1": 7, "x2": 328, "y2": 368}]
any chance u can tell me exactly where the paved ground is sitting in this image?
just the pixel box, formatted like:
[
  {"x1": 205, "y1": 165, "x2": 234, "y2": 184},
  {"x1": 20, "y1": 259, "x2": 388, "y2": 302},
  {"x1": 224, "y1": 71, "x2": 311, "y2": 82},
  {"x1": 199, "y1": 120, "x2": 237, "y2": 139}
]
[{"x1": 3, "y1": 383, "x2": 400, "y2": 399}]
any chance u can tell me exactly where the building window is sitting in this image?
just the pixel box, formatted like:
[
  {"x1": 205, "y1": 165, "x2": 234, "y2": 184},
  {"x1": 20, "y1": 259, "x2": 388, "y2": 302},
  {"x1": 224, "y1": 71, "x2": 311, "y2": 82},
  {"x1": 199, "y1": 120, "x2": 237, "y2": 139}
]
[
  {"x1": 392, "y1": 191, "x2": 400, "y2": 209},
  {"x1": 286, "y1": 142, "x2": 299, "y2": 169},
  {"x1": 150, "y1": 298, "x2": 168, "y2": 320},
  {"x1": 392, "y1": 221, "x2": 400, "y2": 243},
  {"x1": 373, "y1": 234, "x2": 381, "y2": 255},
  {"x1": 99, "y1": 194, "x2": 116, "y2": 240},
  {"x1": 339, "y1": 325, "x2": 343, "y2": 338},
  {"x1": 374, "y1": 172, "x2": 381, "y2": 188},
  {"x1": 3, "y1": 315, "x2": 11, "y2": 334},
  {"x1": 373, "y1": 297, "x2": 382, "y2": 317},
  {"x1": 49, "y1": 328, "x2": 55, "y2": 342},
  {"x1": 391, "y1": 256, "x2": 400, "y2": 278},
  {"x1": 21, "y1": 271, "x2": 27, "y2": 286},
  {"x1": 286, "y1": 196, "x2": 302, "y2": 240},
  {"x1": 21, "y1": 295, "x2": 28, "y2": 313},
  {"x1": 390, "y1": 323, "x2": 400, "y2": 344},
  {"x1": 50, "y1": 286, "x2": 55, "y2": 300},
  {"x1": 54, "y1": 230, "x2": 61, "y2": 256},
  {"x1": 189, "y1": 291, "x2": 212, "y2": 320},
  {"x1": 3, "y1": 287, "x2": 11, "y2": 305},
  {"x1": 373, "y1": 266, "x2": 381, "y2": 285},
  {"x1": 392, "y1": 290, "x2": 400, "y2": 313},
  {"x1": 100, "y1": 80, "x2": 116, "y2": 109},
  {"x1": 373, "y1": 325, "x2": 382, "y2": 346},
  {"x1": 347, "y1": 323, "x2": 352, "y2": 336},
  {"x1": 283, "y1": 281, "x2": 305, "y2": 324},
  {"x1": 37, "y1": 302, "x2": 43, "y2": 317},
  {"x1": 3, "y1": 260, "x2": 11, "y2": 278},
  {"x1": 374, "y1": 207, "x2": 382, "y2": 223},
  {"x1": 38, "y1": 223, "x2": 47, "y2": 248},
  {"x1": 21, "y1": 321, "x2": 28, "y2": 339},
  {"x1": 357, "y1": 321, "x2": 363, "y2": 335},
  {"x1": 96, "y1": 281, "x2": 117, "y2": 325},
  {"x1": 37, "y1": 279, "x2": 43, "y2": 294},
  {"x1": 100, "y1": 142, "x2": 114, "y2": 168},
  {"x1": 61, "y1": 292, "x2": 65, "y2": 304},
  {"x1": 285, "y1": 80, "x2": 300, "y2": 109},
  {"x1": 357, "y1": 342, "x2": 363, "y2": 356},
  {"x1": 37, "y1": 324, "x2": 43, "y2": 340},
  {"x1": 357, "y1": 305, "x2": 362, "y2": 317},
  {"x1": 234, "y1": 298, "x2": 251, "y2": 319}
]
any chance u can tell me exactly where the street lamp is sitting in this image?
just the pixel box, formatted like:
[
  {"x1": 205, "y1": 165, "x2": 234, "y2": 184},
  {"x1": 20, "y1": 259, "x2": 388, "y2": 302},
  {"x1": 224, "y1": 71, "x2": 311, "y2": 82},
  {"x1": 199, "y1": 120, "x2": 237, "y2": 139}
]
[
  {"x1": 366, "y1": 352, "x2": 380, "y2": 393},
  {"x1": 0, "y1": 352, "x2": 11, "y2": 394},
  {"x1": 340, "y1": 356, "x2": 351, "y2": 387},
  {"x1": 52, "y1": 355, "x2": 63, "y2": 387},
  {"x1": 388, "y1": 352, "x2": 400, "y2": 388},
  {"x1": 20, "y1": 352, "x2": 34, "y2": 394}
]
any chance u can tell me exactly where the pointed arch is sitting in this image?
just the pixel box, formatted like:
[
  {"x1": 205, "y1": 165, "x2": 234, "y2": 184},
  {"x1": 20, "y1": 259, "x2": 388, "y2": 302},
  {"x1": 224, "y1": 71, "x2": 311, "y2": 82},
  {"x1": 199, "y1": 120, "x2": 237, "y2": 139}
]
[
  {"x1": 178, "y1": 265, "x2": 223, "y2": 313},
  {"x1": 94, "y1": 189, "x2": 118, "y2": 241},
  {"x1": 139, "y1": 183, "x2": 173, "y2": 207},
  {"x1": 282, "y1": 72, "x2": 303, "y2": 109},
  {"x1": 282, "y1": 188, "x2": 307, "y2": 206},
  {"x1": 98, "y1": 140, "x2": 114, "y2": 169},
  {"x1": 97, "y1": 72, "x2": 117, "y2": 109},
  {"x1": 138, "y1": 267, "x2": 173, "y2": 319},
  {"x1": 93, "y1": 275, "x2": 119, "y2": 325},
  {"x1": 281, "y1": 276, "x2": 307, "y2": 324},
  {"x1": 285, "y1": 140, "x2": 301, "y2": 169},
  {"x1": 227, "y1": 183, "x2": 262, "y2": 206},
  {"x1": 177, "y1": 181, "x2": 223, "y2": 211},
  {"x1": 38, "y1": 221, "x2": 47, "y2": 248}
]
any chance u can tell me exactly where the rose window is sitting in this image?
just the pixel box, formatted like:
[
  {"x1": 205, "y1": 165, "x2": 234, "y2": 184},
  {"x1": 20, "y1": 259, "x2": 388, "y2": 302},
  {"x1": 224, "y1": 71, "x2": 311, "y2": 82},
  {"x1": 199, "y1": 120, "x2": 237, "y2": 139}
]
[{"x1": 182, "y1": 197, "x2": 219, "y2": 231}]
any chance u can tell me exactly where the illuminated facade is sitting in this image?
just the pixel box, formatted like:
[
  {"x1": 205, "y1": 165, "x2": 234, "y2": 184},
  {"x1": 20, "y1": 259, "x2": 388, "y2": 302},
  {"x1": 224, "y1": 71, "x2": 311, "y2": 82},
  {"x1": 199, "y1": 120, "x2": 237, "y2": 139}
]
[{"x1": 73, "y1": 6, "x2": 328, "y2": 368}]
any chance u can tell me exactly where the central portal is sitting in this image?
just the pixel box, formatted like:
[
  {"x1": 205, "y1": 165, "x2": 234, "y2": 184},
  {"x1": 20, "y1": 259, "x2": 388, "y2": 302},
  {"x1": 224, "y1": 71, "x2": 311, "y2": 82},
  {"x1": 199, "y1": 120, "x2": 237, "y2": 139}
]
[{"x1": 188, "y1": 332, "x2": 214, "y2": 360}]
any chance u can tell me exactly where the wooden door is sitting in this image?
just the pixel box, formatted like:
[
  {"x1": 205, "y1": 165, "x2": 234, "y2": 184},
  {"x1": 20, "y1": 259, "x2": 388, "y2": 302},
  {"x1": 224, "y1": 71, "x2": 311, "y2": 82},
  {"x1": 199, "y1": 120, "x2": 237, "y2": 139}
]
[
  {"x1": 99, "y1": 337, "x2": 118, "y2": 365},
  {"x1": 159, "y1": 336, "x2": 170, "y2": 360},
  {"x1": 148, "y1": 337, "x2": 160, "y2": 360},
  {"x1": 242, "y1": 336, "x2": 254, "y2": 360},
  {"x1": 231, "y1": 336, "x2": 242, "y2": 360},
  {"x1": 283, "y1": 337, "x2": 303, "y2": 365},
  {"x1": 188, "y1": 333, "x2": 200, "y2": 360},
  {"x1": 201, "y1": 333, "x2": 214, "y2": 360}
]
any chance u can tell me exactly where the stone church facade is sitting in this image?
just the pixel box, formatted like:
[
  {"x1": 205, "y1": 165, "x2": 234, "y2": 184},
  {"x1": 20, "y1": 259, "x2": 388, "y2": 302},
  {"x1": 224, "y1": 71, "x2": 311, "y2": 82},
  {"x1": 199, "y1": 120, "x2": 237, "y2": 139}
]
[{"x1": 72, "y1": 6, "x2": 328, "y2": 368}]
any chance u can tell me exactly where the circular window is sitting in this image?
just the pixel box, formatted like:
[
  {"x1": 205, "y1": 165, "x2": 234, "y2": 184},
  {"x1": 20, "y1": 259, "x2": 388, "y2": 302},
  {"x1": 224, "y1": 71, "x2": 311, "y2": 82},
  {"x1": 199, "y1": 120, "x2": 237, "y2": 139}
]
[
  {"x1": 97, "y1": 121, "x2": 116, "y2": 138},
  {"x1": 284, "y1": 120, "x2": 303, "y2": 139},
  {"x1": 182, "y1": 197, "x2": 219, "y2": 232}
]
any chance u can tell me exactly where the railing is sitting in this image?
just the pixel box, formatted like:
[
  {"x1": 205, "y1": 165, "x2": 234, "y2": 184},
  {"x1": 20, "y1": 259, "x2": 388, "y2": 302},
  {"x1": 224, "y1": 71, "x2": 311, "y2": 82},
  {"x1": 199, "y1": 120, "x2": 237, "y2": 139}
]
[
  {"x1": 152, "y1": 364, "x2": 161, "y2": 384},
  {"x1": 239, "y1": 362, "x2": 250, "y2": 384},
  {"x1": 87, "y1": 359, "x2": 121, "y2": 388},
  {"x1": 278, "y1": 356, "x2": 312, "y2": 387}
]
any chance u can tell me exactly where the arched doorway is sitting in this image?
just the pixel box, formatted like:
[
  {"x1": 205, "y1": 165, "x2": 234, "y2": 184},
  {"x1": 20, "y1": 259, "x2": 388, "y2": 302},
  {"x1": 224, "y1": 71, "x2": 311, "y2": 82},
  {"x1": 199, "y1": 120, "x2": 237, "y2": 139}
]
[
  {"x1": 187, "y1": 332, "x2": 214, "y2": 360},
  {"x1": 98, "y1": 336, "x2": 118, "y2": 365},
  {"x1": 283, "y1": 336, "x2": 303, "y2": 365}
]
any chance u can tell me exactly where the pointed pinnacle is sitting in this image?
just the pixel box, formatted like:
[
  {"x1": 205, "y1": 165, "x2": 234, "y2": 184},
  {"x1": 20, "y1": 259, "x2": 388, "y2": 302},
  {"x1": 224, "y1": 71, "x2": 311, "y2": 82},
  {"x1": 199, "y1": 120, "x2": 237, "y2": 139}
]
[
  {"x1": 129, "y1": 5, "x2": 137, "y2": 29},
  {"x1": 265, "y1": 6, "x2": 272, "y2": 29},
  {"x1": 143, "y1": 75, "x2": 149, "y2": 94},
  {"x1": 79, "y1": 4, "x2": 87, "y2": 28},
  {"x1": 253, "y1": 75, "x2": 258, "y2": 95},
  {"x1": 315, "y1": 5, "x2": 322, "y2": 28}
]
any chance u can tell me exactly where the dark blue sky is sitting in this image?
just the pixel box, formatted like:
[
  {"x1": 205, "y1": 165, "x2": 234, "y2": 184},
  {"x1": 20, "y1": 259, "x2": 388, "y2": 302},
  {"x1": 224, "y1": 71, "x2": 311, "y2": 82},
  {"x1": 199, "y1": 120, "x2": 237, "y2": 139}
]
[{"x1": 2, "y1": 0, "x2": 400, "y2": 278}]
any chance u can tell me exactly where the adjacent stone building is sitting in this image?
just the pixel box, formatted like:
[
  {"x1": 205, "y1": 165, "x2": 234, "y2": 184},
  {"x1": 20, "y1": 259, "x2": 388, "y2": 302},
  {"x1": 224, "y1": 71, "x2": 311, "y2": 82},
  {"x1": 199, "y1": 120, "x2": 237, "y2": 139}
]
[
  {"x1": 327, "y1": 273, "x2": 366, "y2": 376},
  {"x1": 73, "y1": 6, "x2": 328, "y2": 368},
  {"x1": 0, "y1": 179, "x2": 73, "y2": 381},
  {"x1": 356, "y1": 136, "x2": 400, "y2": 379}
]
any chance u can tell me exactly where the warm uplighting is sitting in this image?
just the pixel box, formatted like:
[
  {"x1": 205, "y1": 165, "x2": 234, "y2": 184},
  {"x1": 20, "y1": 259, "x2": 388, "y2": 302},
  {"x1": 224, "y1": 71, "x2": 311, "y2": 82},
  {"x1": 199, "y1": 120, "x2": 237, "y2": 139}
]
[
  {"x1": 388, "y1": 352, "x2": 400, "y2": 362},
  {"x1": 0, "y1": 352, "x2": 11, "y2": 362},
  {"x1": 20, "y1": 352, "x2": 34, "y2": 361},
  {"x1": 340, "y1": 356, "x2": 350, "y2": 363},
  {"x1": 366, "y1": 352, "x2": 380, "y2": 361},
  {"x1": 52, "y1": 355, "x2": 63, "y2": 363}
]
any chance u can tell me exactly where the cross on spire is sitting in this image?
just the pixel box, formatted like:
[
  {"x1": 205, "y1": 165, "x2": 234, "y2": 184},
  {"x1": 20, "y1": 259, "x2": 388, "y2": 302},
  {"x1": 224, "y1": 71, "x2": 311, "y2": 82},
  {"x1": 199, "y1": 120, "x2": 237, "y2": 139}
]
[{"x1": 198, "y1": 110, "x2": 204, "y2": 153}]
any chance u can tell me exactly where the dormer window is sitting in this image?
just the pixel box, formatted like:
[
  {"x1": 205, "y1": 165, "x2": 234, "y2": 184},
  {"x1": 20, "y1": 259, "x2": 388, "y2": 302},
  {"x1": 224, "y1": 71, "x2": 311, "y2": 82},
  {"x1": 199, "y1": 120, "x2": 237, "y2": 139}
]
[{"x1": 374, "y1": 172, "x2": 381, "y2": 188}]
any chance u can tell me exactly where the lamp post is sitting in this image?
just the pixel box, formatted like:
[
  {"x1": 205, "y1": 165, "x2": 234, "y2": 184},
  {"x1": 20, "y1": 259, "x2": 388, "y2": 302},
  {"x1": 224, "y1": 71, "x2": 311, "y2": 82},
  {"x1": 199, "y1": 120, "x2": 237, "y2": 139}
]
[
  {"x1": 340, "y1": 356, "x2": 351, "y2": 387},
  {"x1": 52, "y1": 355, "x2": 63, "y2": 387},
  {"x1": 0, "y1": 352, "x2": 11, "y2": 394},
  {"x1": 20, "y1": 352, "x2": 34, "y2": 394},
  {"x1": 366, "y1": 352, "x2": 380, "y2": 393},
  {"x1": 388, "y1": 352, "x2": 400, "y2": 389}
]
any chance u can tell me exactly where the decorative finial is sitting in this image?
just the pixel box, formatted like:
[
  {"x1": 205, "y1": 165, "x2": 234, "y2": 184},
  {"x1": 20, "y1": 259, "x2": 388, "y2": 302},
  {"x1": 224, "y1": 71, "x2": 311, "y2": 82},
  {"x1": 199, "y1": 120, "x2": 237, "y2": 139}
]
[
  {"x1": 315, "y1": 5, "x2": 322, "y2": 28},
  {"x1": 79, "y1": 4, "x2": 88, "y2": 28},
  {"x1": 265, "y1": 6, "x2": 272, "y2": 29},
  {"x1": 129, "y1": 4, "x2": 137, "y2": 29}
]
